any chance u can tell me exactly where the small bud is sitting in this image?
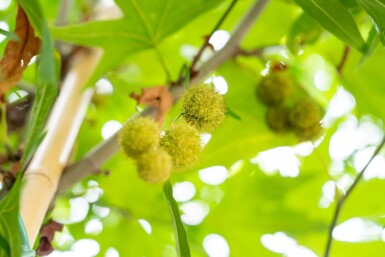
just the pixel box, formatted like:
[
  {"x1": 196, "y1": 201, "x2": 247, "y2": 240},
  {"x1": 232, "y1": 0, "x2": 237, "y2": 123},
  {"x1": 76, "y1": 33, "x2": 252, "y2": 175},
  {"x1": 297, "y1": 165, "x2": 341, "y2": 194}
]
[
  {"x1": 136, "y1": 149, "x2": 172, "y2": 184},
  {"x1": 160, "y1": 121, "x2": 201, "y2": 171},
  {"x1": 119, "y1": 117, "x2": 159, "y2": 158},
  {"x1": 257, "y1": 71, "x2": 293, "y2": 106},
  {"x1": 182, "y1": 84, "x2": 227, "y2": 133}
]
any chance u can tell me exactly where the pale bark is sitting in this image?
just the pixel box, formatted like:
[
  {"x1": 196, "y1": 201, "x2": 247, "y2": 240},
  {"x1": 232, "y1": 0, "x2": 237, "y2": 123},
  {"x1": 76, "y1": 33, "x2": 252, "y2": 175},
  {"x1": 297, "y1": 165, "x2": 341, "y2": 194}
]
[{"x1": 20, "y1": 49, "x2": 101, "y2": 246}]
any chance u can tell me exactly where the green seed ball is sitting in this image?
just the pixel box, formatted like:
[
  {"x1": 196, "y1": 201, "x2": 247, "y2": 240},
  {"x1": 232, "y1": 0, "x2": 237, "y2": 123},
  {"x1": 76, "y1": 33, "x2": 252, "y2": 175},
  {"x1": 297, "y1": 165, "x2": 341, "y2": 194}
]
[
  {"x1": 119, "y1": 117, "x2": 160, "y2": 158},
  {"x1": 295, "y1": 122, "x2": 323, "y2": 142},
  {"x1": 182, "y1": 84, "x2": 227, "y2": 133},
  {"x1": 265, "y1": 105, "x2": 291, "y2": 133},
  {"x1": 136, "y1": 149, "x2": 172, "y2": 184},
  {"x1": 160, "y1": 121, "x2": 202, "y2": 172},
  {"x1": 257, "y1": 71, "x2": 293, "y2": 106},
  {"x1": 289, "y1": 98, "x2": 321, "y2": 129}
]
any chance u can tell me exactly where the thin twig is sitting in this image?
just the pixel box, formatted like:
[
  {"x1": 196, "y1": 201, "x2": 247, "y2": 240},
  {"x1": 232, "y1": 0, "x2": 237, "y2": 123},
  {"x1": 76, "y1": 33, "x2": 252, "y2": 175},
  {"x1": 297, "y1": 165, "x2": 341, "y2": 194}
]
[
  {"x1": 324, "y1": 135, "x2": 385, "y2": 257},
  {"x1": 235, "y1": 46, "x2": 266, "y2": 62},
  {"x1": 336, "y1": 46, "x2": 350, "y2": 75},
  {"x1": 236, "y1": 47, "x2": 264, "y2": 57},
  {"x1": 190, "y1": 0, "x2": 239, "y2": 72},
  {"x1": 57, "y1": 0, "x2": 270, "y2": 195},
  {"x1": 192, "y1": 0, "x2": 269, "y2": 83}
]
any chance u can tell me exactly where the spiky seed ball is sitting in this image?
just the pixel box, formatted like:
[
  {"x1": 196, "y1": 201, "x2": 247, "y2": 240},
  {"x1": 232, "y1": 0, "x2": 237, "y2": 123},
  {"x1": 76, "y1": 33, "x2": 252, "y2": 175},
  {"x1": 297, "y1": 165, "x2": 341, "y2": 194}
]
[
  {"x1": 182, "y1": 84, "x2": 226, "y2": 133},
  {"x1": 136, "y1": 149, "x2": 172, "y2": 183},
  {"x1": 160, "y1": 121, "x2": 201, "y2": 172},
  {"x1": 289, "y1": 98, "x2": 321, "y2": 129},
  {"x1": 257, "y1": 71, "x2": 293, "y2": 106},
  {"x1": 295, "y1": 122, "x2": 323, "y2": 142},
  {"x1": 265, "y1": 105, "x2": 291, "y2": 133},
  {"x1": 119, "y1": 117, "x2": 160, "y2": 158}
]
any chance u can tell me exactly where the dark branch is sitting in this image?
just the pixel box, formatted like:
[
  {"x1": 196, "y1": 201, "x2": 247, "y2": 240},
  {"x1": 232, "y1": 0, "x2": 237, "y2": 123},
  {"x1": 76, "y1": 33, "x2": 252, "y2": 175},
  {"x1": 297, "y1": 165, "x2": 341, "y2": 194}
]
[
  {"x1": 324, "y1": 135, "x2": 385, "y2": 257},
  {"x1": 336, "y1": 46, "x2": 350, "y2": 75}
]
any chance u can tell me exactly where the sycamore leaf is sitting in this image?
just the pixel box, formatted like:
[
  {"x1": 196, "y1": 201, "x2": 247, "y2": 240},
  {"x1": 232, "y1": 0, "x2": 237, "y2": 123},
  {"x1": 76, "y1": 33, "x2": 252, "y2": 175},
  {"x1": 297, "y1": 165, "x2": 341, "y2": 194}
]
[{"x1": 51, "y1": 0, "x2": 225, "y2": 83}]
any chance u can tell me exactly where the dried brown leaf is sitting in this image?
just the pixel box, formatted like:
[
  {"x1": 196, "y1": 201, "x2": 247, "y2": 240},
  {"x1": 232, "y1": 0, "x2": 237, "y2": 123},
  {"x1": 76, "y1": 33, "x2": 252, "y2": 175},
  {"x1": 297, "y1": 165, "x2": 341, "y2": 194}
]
[
  {"x1": 36, "y1": 220, "x2": 64, "y2": 256},
  {"x1": 130, "y1": 86, "x2": 173, "y2": 125},
  {"x1": 0, "y1": 6, "x2": 40, "y2": 98}
]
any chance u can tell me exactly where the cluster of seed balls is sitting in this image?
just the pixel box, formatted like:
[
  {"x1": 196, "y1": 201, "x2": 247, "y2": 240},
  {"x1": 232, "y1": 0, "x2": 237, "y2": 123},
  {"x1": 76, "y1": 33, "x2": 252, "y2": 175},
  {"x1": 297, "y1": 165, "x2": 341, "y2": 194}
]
[
  {"x1": 119, "y1": 84, "x2": 227, "y2": 184},
  {"x1": 257, "y1": 68, "x2": 323, "y2": 142}
]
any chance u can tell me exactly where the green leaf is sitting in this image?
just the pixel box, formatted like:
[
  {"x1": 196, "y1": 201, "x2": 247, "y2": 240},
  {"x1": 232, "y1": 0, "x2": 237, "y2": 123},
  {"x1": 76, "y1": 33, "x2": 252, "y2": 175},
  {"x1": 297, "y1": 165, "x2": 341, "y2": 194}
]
[
  {"x1": 51, "y1": 0, "x2": 224, "y2": 83},
  {"x1": 18, "y1": 216, "x2": 35, "y2": 257},
  {"x1": 0, "y1": 178, "x2": 22, "y2": 257},
  {"x1": 339, "y1": 0, "x2": 359, "y2": 8},
  {"x1": 0, "y1": 234, "x2": 10, "y2": 257},
  {"x1": 356, "y1": 0, "x2": 385, "y2": 45},
  {"x1": 18, "y1": 0, "x2": 58, "y2": 168},
  {"x1": 359, "y1": 25, "x2": 379, "y2": 66},
  {"x1": 287, "y1": 13, "x2": 323, "y2": 54},
  {"x1": 294, "y1": 0, "x2": 365, "y2": 51},
  {"x1": 163, "y1": 181, "x2": 191, "y2": 257},
  {"x1": 343, "y1": 46, "x2": 385, "y2": 122}
]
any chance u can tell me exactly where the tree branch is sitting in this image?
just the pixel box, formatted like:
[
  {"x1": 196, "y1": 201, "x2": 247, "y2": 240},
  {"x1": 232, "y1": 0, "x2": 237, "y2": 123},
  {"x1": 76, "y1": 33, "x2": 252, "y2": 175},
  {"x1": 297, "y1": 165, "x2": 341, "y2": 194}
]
[
  {"x1": 192, "y1": 0, "x2": 269, "y2": 83},
  {"x1": 57, "y1": 0, "x2": 270, "y2": 195},
  {"x1": 190, "y1": 0, "x2": 239, "y2": 72},
  {"x1": 324, "y1": 135, "x2": 385, "y2": 257},
  {"x1": 336, "y1": 46, "x2": 350, "y2": 75}
]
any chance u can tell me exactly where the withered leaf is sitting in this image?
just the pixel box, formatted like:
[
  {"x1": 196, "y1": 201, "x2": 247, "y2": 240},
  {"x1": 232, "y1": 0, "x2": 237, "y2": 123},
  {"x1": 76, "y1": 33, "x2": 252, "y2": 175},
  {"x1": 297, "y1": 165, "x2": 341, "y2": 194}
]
[
  {"x1": 0, "y1": 5, "x2": 40, "y2": 99},
  {"x1": 130, "y1": 86, "x2": 173, "y2": 125},
  {"x1": 36, "y1": 220, "x2": 63, "y2": 256}
]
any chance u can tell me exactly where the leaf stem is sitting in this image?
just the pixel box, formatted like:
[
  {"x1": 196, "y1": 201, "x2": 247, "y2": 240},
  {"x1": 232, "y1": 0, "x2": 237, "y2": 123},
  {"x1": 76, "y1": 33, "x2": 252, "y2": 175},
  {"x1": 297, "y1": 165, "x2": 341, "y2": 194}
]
[
  {"x1": 324, "y1": 135, "x2": 385, "y2": 257},
  {"x1": 163, "y1": 181, "x2": 191, "y2": 257},
  {"x1": 190, "y1": 0, "x2": 239, "y2": 72}
]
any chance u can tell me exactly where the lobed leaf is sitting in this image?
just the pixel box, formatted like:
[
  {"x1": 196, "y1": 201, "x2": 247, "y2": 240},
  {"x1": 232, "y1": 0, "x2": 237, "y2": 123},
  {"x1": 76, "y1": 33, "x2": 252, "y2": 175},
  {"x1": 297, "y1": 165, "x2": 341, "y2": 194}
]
[{"x1": 51, "y1": 0, "x2": 225, "y2": 83}]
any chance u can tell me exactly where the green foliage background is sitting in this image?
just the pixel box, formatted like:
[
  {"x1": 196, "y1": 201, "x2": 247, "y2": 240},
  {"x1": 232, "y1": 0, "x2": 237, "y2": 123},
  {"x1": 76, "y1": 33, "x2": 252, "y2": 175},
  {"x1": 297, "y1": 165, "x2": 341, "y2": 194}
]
[{"x1": 1, "y1": 0, "x2": 385, "y2": 256}]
